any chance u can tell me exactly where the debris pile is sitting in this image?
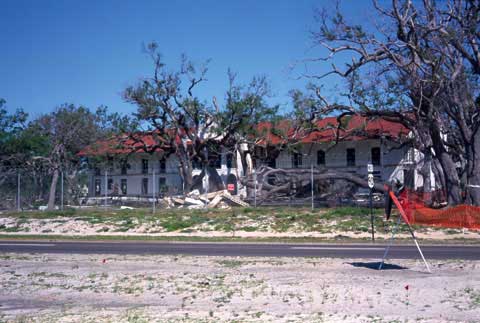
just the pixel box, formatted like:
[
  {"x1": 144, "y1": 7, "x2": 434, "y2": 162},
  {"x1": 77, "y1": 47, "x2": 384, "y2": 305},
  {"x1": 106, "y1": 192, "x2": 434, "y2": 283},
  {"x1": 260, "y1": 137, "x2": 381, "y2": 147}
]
[{"x1": 163, "y1": 190, "x2": 249, "y2": 209}]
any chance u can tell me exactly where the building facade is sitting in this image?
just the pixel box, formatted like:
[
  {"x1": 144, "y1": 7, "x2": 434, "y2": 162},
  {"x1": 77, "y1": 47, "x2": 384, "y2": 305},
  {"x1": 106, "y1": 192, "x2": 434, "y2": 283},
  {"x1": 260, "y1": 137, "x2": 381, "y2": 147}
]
[
  {"x1": 82, "y1": 115, "x2": 431, "y2": 199},
  {"x1": 86, "y1": 138, "x2": 421, "y2": 198}
]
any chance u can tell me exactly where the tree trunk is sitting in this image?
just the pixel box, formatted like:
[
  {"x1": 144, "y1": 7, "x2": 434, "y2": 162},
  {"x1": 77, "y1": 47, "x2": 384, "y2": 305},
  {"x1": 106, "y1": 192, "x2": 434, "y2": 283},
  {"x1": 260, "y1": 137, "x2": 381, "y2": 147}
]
[
  {"x1": 420, "y1": 157, "x2": 432, "y2": 206},
  {"x1": 235, "y1": 145, "x2": 254, "y2": 197},
  {"x1": 47, "y1": 168, "x2": 59, "y2": 210},
  {"x1": 467, "y1": 171, "x2": 480, "y2": 206},
  {"x1": 179, "y1": 163, "x2": 193, "y2": 193},
  {"x1": 437, "y1": 152, "x2": 463, "y2": 205},
  {"x1": 430, "y1": 125, "x2": 463, "y2": 205},
  {"x1": 466, "y1": 130, "x2": 480, "y2": 205}
]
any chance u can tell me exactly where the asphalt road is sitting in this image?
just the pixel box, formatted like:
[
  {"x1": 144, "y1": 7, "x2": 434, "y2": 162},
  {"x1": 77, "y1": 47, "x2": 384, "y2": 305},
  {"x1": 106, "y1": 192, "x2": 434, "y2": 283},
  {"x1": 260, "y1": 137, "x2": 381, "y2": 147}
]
[{"x1": 0, "y1": 240, "x2": 479, "y2": 259}]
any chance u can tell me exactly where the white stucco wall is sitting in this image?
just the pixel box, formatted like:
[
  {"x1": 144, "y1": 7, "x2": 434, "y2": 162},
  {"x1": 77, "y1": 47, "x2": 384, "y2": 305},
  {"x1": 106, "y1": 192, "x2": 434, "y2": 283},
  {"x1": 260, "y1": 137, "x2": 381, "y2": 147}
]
[
  {"x1": 272, "y1": 140, "x2": 411, "y2": 184},
  {"x1": 90, "y1": 153, "x2": 184, "y2": 197},
  {"x1": 90, "y1": 150, "x2": 241, "y2": 197},
  {"x1": 88, "y1": 139, "x2": 424, "y2": 197}
]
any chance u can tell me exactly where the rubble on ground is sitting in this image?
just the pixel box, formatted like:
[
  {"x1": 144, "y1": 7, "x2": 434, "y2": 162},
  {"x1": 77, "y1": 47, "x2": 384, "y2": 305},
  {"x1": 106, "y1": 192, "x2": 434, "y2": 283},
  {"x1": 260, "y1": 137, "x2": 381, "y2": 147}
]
[{"x1": 163, "y1": 190, "x2": 249, "y2": 209}]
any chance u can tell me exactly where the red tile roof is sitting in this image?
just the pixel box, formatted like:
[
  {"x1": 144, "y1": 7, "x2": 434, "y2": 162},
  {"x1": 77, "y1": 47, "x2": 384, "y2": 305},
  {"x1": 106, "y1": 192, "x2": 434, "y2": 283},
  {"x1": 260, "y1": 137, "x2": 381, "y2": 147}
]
[
  {"x1": 78, "y1": 133, "x2": 170, "y2": 157},
  {"x1": 79, "y1": 115, "x2": 409, "y2": 156},
  {"x1": 256, "y1": 115, "x2": 409, "y2": 146}
]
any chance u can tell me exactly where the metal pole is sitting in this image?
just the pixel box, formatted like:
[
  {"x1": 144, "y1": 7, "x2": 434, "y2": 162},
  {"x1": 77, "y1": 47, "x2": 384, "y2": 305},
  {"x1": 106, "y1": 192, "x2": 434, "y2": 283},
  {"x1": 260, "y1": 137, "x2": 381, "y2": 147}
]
[
  {"x1": 254, "y1": 171, "x2": 257, "y2": 208},
  {"x1": 311, "y1": 163, "x2": 314, "y2": 211},
  {"x1": 408, "y1": 225, "x2": 431, "y2": 273},
  {"x1": 17, "y1": 171, "x2": 21, "y2": 212},
  {"x1": 104, "y1": 169, "x2": 108, "y2": 209},
  {"x1": 152, "y1": 167, "x2": 156, "y2": 214},
  {"x1": 204, "y1": 171, "x2": 209, "y2": 209},
  {"x1": 370, "y1": 188, "x2": 375, "y2": 242},
  {"x1": 60, "y1": 170, "x2": 64, "y2": 211},
  {"x1": 378, "y1": 213, "x2": 431, "y2": 273},
  {"x1": 379, "y1": 214, "x2": 401, "y2": 270},
  {"x1": 204, "y1": 147, "x2": 208, "y2": 210}
]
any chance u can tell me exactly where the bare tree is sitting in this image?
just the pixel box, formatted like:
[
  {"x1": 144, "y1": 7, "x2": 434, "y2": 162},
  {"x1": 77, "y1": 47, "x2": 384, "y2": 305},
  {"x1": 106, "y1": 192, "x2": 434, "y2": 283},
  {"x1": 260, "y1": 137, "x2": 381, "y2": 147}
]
[
  {"x1": 297, "y1": 0, "x2": 480, "y2": 205},
  {"x1": 123, "y1": 43, "x2": 276, "y2": 193}
]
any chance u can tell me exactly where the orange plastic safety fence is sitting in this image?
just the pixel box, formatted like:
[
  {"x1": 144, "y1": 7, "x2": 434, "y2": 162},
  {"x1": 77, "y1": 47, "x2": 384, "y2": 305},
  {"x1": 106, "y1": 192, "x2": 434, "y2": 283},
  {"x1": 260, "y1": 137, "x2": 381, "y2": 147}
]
[{"x1": 398, "y1": 190, "x2": 480, "y2": 230}]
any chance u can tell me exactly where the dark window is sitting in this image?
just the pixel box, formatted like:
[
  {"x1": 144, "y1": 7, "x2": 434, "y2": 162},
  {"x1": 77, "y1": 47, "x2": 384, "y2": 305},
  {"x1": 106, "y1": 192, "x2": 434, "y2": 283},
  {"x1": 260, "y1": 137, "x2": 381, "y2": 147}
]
[
  {"x1": 141, "y1": 178, "x2": 148, "y2": 195},
  {"x1": 226, "y1": 153, "x2": 233, "y2": 168},
  {"x1": 95, "y1": 179, "x2": 101, "y2": 196},
  {"x1": 94, "y1": 168, "x2": 101, "y2": 176},
  {"x1": 159, "y1": 159, "x2": 166, "y2": 173},
  {"x1": 292, "y1": 153, "x2": 303, "y2": 168},
  {"x1": 371, "y1": 147, "x2": 381, "y2": 166},
  {"x1": 403, "y1": 169, "x2": 414, "y2": 188},
  {"x1": 121, "y1": 163, "x2": 128, "y2": 175},
  {"x1": 121, "y1": 179, "x2": 127, "y2": 195},
  {"x1": 142, "y1": 159, "x2": 149, "y2": 174},
  {"x1": 347, "y1": 148, "x2": 356, "y2": 166},
  {"x1": 317, "y1": 150, "x2": 325, "y2": 165},
  {"x1": 205, "y1": 144, "x2": 222, "y2": 169},
  {"x1": 255, "y1": 146, "x2": 264, "y2": 156},
  {"x1": 267, "y1": 158, "x2": 276, "y2": 168},
  {"x1": 210, "y1": 154, "x2": 222, "y2": 169},
  {"x1": 158, "y1": 177, "x2": 166, "y2": 191},
  {"x1": 192, "y1": 158, "x2": 202, "y2": 170},
  {"x1": 107, "y1": 179, "x2": 113, "y2": 190}
]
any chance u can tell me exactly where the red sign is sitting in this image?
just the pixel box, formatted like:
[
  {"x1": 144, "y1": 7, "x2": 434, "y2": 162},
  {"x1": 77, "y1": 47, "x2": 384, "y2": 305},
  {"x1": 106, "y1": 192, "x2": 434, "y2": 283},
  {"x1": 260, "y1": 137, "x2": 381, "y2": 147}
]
[{"x1": 227, "y1": 184, "x2": 235, "y2": 191}]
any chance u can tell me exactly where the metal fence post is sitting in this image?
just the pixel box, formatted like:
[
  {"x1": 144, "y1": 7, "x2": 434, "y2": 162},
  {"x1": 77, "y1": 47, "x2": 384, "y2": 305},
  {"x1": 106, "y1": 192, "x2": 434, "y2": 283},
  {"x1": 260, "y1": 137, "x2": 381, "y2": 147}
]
[
  {"x1": 254, "y1": 170, "x2": 257, "y2": 208},
  {"x1": 370, "y1": 188, "x2": 375, "y2": 242},
  {"x1": 204, "y1": 147, "x2": 209, "y2": 210},
  {"x1": 152, "y1": 167, "x2": 156, "y2": 214},
  {"x1": 61, "y1": 170, "x2": 64, "y2": 211},
  {"x1": 17, "y1": 171, "x2": 21, "y2": 212},
  {"x1": 367, "y1": 163, "x2": 375, "y2": 242},
  {"x1": 104, "y1": 169, "x2": 108, "y2": 209},
  {"x1": 204, "y1": 171, "x2": 209, "y2": 210},
  {"x1": 311, "y1": 163, "x2": 314, "y2": 211}
]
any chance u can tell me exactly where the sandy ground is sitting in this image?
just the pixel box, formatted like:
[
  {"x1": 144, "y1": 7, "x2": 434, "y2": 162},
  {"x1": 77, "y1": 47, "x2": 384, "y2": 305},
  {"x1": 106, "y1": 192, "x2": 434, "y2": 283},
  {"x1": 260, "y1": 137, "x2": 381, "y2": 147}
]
[
  {"x1": 1, "y1": 216, "x2": 479, "y2": 241},
  {"x1": 0, "y1": 253, "x2": 479, "y2": 322}
]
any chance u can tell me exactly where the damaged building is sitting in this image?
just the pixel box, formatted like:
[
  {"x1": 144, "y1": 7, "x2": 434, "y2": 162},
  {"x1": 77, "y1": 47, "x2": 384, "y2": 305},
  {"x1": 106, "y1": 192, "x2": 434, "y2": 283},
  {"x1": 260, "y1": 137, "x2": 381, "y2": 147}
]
[{"x1": 79, "y1": 115, "x2": 433, "y2": 205}]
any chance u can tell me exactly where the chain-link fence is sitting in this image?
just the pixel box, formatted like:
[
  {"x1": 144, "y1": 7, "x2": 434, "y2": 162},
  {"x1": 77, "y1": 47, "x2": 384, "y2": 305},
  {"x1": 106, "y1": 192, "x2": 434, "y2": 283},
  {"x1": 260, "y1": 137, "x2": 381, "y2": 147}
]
[
  {"x1": 0, "y1": 165, "x2": 179, "y2": 212},
  {"x1": 0, "y1": 166, "x2": 89, "y2": 212},
  {"x1": 1, "y1": 163, "x2": 385, "y2": 214}
]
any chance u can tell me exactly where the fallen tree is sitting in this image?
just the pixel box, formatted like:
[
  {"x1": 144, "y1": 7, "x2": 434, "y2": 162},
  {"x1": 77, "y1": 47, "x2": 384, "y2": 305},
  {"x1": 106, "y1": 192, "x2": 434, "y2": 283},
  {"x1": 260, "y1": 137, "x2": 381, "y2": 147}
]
[{"x1": 240, "y1": 165, "x2": 387, "y2": 205}]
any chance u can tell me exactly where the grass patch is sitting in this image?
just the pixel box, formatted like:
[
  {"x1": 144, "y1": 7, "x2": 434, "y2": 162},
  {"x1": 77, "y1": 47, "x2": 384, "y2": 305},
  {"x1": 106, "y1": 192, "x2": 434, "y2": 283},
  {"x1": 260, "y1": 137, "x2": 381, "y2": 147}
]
[
  {"x1": 0, "y1": 206, "x2": 473, "y2": 239},
  {"x1": 465, "y1": 287, "x2": 480, "y2": 308},
  {"x1": 161, "y1": 213, "x2": 209, "y2": 232},
  {"x1": 216, "y1": 259, "x2": 245, "y2": 268},
  {"x1": 238, "y1": 226, "x2": 258, "y2": 232},
  {"x1": 0, "y1": 225, "x2": 28, "y2": 232},
  {"x1": 322, "y1": 207, "x2": 382, "y2": 219}
]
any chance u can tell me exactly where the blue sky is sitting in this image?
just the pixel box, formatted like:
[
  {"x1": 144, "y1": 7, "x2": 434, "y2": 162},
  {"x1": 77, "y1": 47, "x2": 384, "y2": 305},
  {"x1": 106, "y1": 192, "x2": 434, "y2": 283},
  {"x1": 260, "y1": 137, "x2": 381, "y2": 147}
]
[{"x1": 1, "y1": 0, "x2": 376, "y2": 119}]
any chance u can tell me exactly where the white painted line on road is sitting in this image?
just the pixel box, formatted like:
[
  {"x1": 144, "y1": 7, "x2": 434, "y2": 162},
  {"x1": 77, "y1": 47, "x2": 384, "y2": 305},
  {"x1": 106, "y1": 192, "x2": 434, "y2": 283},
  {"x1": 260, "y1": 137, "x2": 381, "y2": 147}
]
[
  {"x1": 291, "y1": 247, "x2": 384, "y2": 250},
  {"x1": 0, "y1": 243, "x2": 56, "y2": 247}
]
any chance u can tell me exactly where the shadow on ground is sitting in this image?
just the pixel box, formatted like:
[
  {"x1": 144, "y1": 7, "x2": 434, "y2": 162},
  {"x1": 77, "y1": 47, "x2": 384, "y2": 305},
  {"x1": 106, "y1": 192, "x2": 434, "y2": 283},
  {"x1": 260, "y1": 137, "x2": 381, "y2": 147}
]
[{"x1": 347, "y1": 262, "x2": 408, "y2": 270}]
